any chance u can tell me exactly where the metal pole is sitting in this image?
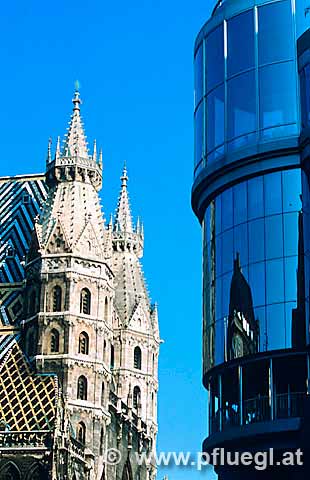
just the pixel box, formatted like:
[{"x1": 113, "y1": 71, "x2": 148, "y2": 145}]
[
  {"x1": 219, "y1": 374, "x2": 223, "y2": 432},
  {"x1": 269, "y1": 358, "x2": 274, "y2": 421},
  {"x1": 307, "y1": 353, "x2": 310, "y2": 395},
  {"x1": 239, "y1": 365, "x2": 243, "y2": 426},
  {"x1": 208, "y1": 379, "x2": 213, "y2": 435}
]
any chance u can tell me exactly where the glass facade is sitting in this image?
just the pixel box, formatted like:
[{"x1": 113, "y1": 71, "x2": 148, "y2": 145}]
[
  {"x1": 203, "y1": 169, "x2": 306, "y2": 371},
  {"x1": 194, "y1": 0, "x2": 299, "y2": 175}
]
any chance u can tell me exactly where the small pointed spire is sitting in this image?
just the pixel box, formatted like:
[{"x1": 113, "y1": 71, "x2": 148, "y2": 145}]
[
  {"x1": 127, "y1": 384, "x2": 133, "y2": 409},
  {"x1": 55, "y1": 136, "x2": 61, "y2": 160},
  {"x1": 114, "y1": 164, "x2": 133, "y2": 233},
  {"x1": 93, "y1": 139, "x2": 97, "y2": 162},
  {"x1": 109, "y1": 213, "x2": 113, "y2": 229},
  {"x1": 46, "y1": 137, "x2": 52, "y2": 165},
  {"x1": 99, "y1": 148, "x2": 103, "y2": 170},
  {"x1": 61, "y1": 85, "x2": 89, "y2": 159},
  {"x1": 136, "y1": 216, "x2": 141, "y2": 234}
]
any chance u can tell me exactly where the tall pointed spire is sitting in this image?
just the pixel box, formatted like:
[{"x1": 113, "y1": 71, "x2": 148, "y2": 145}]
[
  {"x1": 55, "y1": 136, "x2": 61, "y2": 161},
  {"x1": 61, "y1": 88, "x2": 89, "y2": 160},
  {"x1": 114, "y1": 165, "x2": 133, "y2": 233}
]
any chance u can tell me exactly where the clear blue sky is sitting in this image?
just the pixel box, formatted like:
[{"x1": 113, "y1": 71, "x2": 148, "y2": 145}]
[{"x1": 0, "y1": 1, "x2": 216, "y2": 479}]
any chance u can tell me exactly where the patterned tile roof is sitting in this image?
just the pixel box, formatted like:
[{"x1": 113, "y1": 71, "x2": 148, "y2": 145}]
[{"x1": 0, "y1": 338, "x2": 58, "y2": 431}]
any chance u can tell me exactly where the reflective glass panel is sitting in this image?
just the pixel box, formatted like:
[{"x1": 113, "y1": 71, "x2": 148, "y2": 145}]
[
  {"x1": 248, "y1": 176, "x2": 264, "y2": 220},
  {"x1": 195, "y1": 44, "x2": 203, "y2": 107},
  {"x1": 195, "y1": 102, "x2": 204, "y2": 167},
  {"x1": 222, "y1": 188, "x2": 233, "y2": 231},
  {"x1": 248, "y1": 219, "x2": 265, "y2": 263},
  {"x1": 227, "y1": 10, "x2": 254, "y2": 77},
  {"x1": 266, "y1": 259, "x2": 284, "y2": 304},
  {"x1": 222, "y1": 229, "x2": 234, "y2": 274},
  {"x1": 249, "y1": 262, "x2": 265, "y2": 307},
  {"x1": 206, "y1": 25, "x2": 224, "y2": 92},
  {"x1": 266, "y1": 303, "x2": 285, "y2": 350},
  {"x1": 265, "y1": 215, "x2": 284, "y2": 260},
  {"x1": 233, "y1": 181, "x2": 247, "y2": 225},
  {"x1": 222, "y1": 273, "x2": 231, "y2": 318},
  {"x1": 215, "y1": 319, "x2": 225, "y2": 365},
  {"x1": 283, "y1": 213, "x2": 299, "y2": 257},
  {"x1": 227, "y1": 71, "x2": 256, "y2": 141},
  {"x1": 216, "y1": 235, "x2": 222, "y2": 278},
  {"x1": 216, "y1": 277, "x2": 222, "y2": 321},
  {"x1": 259, "y1": 61, "x2": 297, "y2": 131},
  {"x1": 234, "y1": 223, "x2": 248, "y2": 267},
  {"x1": 282, "y1": 170, "x2": 302, "y2": 213},
  {"x1": 207, "y1": 85, "x2": 225, "y2": 155},
  {"x1": 300, "y1": 64, "x2": 310, "y2": 129},
  {"x1": 284, "y1": 256, "x2": 298, "y2": 302},
  {"x1": 258, "y1": 0, "x2": 294, "y2": 66},
  {"x1": 264, "y1": 172, "x2": 282, "y2": 216}
]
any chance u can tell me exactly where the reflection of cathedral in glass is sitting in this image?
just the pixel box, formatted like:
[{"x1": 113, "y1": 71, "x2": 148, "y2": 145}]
[{"x1": 227, "y1": 254, "x2": 259, "y2": 360}]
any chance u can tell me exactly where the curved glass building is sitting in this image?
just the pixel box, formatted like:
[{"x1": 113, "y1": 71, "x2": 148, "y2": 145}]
[{"x1": 192, "y1": 0, "x2": 310, "y2": 477}]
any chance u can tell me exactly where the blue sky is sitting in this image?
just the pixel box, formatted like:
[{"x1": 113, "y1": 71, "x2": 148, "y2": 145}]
[{"x1": 0, "y1": 1, "x2": 215, "y2": 478}]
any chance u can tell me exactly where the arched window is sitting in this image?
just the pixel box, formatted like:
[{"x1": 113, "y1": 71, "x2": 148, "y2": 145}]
[
  {"x1": 101, "y1": 382, "x2": 105, "y2": 406},
  {"x1": 52, "y1": 286, "x2": 62, "y2": 312},
  {"x1": 110, "y1": 344, "x2": 115, "y2": 369},
  {"x1": 80, "y1": 288, "x2": 91, "y2": 315},
  {"x1": 79, "y1": 332, "x2": 89, "y2": 355},
  {"x1": 77, "y1": 422, "x2": 86, "y2": 444},
  {"x1": 0, "y1": 462, "x2": 21, "y2": 480},
  {"x1": 77, "y1": 376, "x2": 87, "y2": 400},
  {"x1": 104, "y1": 297, "x2": 109, "y2": 322},
  {"x1": 134, "y1": 346, "x2": 142, "y2": 370},
  {"x1": 50, "y1": 329, "x2": 60, "y2": 353},
  {"x1": 133, "y1": 386, "x2": 141, "y2": 410}
]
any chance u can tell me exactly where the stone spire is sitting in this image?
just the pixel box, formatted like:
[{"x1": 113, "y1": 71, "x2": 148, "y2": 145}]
[
  {"x1": 61, "y1": 89, "x2": 89, "y2": 159},
  {"x1": 114, "y1": 166, "x2": 133, "y2": 233},
  {"x1": 38, "y1": 90, "x2": 105, "y2": 256}
]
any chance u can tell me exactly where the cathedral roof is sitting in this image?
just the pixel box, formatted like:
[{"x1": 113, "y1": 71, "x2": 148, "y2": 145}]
[{"x1": 0, "y1": 336, "x2": 58, "y2": 431}]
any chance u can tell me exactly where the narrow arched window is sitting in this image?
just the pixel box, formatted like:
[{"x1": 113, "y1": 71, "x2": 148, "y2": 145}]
[
  {"x1": 104, "y1": 297, "x2": 109, "y2": 322},
  {"x1": 50, "y1": 329, "x2": 60, "y2": 353},
  {"x1": 101, "y1": 382, "x2": 105, "y2": 406},
  {"x1": 77, "y1": 422, "x2": 86, "y2": 444},
  {"x1": 134, "y1": 346, "x2": 142, "y2": 370},
  {"x1": 100, "y1": 427, "x2": 104, "y2": 456},
  {"x1": 77, "y1": 376, "x2": 87, "y2": 400},
  {"x1": 133, "y1": 386, "x2": 141, "y2": 410},
  {"x1": 52, "y1": 286, "x2": 62, "y2": 312},
  {"x1": 152, "y1": 353, "x2": 155, "y2": 374},
  {"x1": 80, "y1": 288, "x2": 91, "y2": 315},
  {"x1": 103, "y1": 339, "x2": 106, "y2": 362},
  {"x1": 110, "y1": 344, "x2": 115, "y2": 369},
  {"x1": 79, "y1": 332, "x2": 89, "y2": 355}
]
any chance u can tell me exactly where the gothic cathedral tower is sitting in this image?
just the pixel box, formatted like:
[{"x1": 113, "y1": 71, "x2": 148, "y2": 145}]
[{"x1": 20, "y1": 90, "x2": 160, "y2": 480}]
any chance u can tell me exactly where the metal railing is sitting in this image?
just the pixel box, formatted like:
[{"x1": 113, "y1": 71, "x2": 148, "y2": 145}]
[{"x1": 210, "y1": 392, "x2": 305, "y2": 434}]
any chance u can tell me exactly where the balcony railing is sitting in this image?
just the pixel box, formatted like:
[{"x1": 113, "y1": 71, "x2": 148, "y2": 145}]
[
  {"x1": 0, "y1": 431, "x2": 52, "y2": 449},
  {"x1": 210, "y1": 392, "x2": 305, "y2": 434}
]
